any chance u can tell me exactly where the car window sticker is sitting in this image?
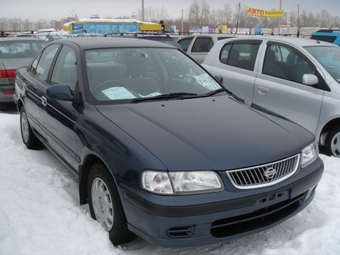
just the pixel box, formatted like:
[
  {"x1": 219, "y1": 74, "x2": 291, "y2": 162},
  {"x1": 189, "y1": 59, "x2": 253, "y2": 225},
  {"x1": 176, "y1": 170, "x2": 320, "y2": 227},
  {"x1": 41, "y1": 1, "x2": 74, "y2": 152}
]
[
  {"x1": 102, "y1": 87, "x2": 136, "y2": 100},
  {"x1": 193, "y1": 73, "x2": 221, "y2": 90}
]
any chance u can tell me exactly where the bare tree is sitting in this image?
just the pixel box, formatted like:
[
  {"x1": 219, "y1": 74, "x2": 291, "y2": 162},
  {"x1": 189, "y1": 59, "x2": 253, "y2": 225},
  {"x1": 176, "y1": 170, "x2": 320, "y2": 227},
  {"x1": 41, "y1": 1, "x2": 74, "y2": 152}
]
[
  {"x1": 299, "y1": 10, "x2": 316, "y2": 27},
  {"x1": 200, "y1": 0, "x2": 211, "y2": 26},
  {"x1": 187, "y1": 0, "x2": 202, "y2": 26},
  {"x1": 2, "y1": 0, "x2": 340, "y2": 34},
  {"x1": 211, "y1": 3, "x2": 233, "y2": 28}
]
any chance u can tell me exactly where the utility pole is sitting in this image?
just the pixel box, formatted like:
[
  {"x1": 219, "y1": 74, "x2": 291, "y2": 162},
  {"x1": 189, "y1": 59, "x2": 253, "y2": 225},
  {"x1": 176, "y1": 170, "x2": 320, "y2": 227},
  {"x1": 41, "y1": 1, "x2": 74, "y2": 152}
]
[
  {"x1": 278, "y1": 0, "x2": 282, "y2": 35},
  {"x1": 297, "y1": 4, "x2": 300, "y2": 37},
  {"x1": 181, "y1": 9, "x2": 184, "y2": 35},
  {"x1": 142, "y1": 0, "x2": 144, "y2": 21},
  {"x1": 236, "y1": 2, "x2": 241, "y2": 34}
]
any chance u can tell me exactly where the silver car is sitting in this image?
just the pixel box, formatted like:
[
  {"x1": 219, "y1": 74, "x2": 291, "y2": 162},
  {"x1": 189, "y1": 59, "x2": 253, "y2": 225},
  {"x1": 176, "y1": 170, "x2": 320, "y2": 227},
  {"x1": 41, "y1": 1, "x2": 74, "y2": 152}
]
[
  {"x1": 0, "y1": 38, "x2": 46, "y2": 105},
  {"x1": 178, "y1": 34, "x2": 237, "y2": 64},
  {"x1": 202, "y1": 36, "x2": 340, "y2": 157}
]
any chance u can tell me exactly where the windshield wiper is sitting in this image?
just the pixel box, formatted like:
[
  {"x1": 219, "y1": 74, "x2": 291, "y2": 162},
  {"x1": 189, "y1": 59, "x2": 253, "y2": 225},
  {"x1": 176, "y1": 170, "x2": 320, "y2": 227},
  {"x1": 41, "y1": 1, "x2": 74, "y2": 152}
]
[
  {"x1": 132, "y1": 92, "x2": 198, "y2": 103},
  {"x1": 203, "y1": 88, "x2": 229, "y2": 97}
]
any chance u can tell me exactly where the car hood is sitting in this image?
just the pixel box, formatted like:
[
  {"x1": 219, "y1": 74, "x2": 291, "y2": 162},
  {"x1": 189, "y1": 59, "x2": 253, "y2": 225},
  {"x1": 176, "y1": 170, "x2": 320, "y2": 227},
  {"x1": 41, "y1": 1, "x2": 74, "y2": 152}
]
[{"x1": 96, "y1": 95, "x2": 314, "y2": 170}]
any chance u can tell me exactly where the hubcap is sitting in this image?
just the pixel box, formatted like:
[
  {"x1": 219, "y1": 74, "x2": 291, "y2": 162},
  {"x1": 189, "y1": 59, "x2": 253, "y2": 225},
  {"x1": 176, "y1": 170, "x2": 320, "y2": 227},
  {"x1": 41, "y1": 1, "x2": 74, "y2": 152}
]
[
  {"x1": 21, "y1": 111, "x2": 29, "y2": 143},
  {"x1": 91, "y1": 177, "x2": 114, "y2": 231},
  {"x1": 330, "y1": 132, "x2": 340, "y2": 156}
]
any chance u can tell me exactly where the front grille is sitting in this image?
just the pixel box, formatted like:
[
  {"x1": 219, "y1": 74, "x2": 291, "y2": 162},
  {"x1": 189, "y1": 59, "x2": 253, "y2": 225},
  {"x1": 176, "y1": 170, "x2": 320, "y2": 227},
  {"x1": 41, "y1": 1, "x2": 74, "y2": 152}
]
[{"x1": 227, "y1": 154, "x2": 300, "y2": 189}]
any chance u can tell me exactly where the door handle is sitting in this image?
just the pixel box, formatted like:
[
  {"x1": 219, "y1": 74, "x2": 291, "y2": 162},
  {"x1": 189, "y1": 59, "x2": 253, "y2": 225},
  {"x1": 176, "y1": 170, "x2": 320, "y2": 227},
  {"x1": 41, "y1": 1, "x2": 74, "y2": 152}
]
[
  {"x1": 256, "y1": 86, "x2": 269, "y2": 95},
  {"x1": 41, "y1": 96, "x2": 47, "y2": 107}
]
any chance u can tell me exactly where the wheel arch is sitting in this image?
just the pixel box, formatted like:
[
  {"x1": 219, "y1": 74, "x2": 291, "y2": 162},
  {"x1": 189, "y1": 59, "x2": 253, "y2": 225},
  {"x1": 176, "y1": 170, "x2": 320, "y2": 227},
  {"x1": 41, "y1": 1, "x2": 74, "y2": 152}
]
[
  {"x1": 79, "y1": 154, "x2": 105, "y2": 205},
  {"x1": 16, "y1": 98, "x2": 24, "y2": 112},
  {"x1": 320, "y1": 118, "x2": 340, "y2": 146}
]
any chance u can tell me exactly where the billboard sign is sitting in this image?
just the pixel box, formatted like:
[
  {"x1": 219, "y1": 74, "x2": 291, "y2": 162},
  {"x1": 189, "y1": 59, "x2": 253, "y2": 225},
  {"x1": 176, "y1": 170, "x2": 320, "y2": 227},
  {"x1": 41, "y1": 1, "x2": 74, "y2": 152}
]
[{"x1": 247, "y1": 7, "x2": 284, "y2": 18}]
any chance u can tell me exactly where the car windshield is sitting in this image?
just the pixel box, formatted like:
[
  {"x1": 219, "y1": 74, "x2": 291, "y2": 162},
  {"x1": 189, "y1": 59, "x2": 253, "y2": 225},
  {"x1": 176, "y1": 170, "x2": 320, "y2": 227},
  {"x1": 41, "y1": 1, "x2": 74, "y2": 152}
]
[
  {"x1": 305, "y1": 45, "x2": 340, "y2": 83},
  {"x1": 85, "y1": 47, "x2": 223, "y2": 103}
]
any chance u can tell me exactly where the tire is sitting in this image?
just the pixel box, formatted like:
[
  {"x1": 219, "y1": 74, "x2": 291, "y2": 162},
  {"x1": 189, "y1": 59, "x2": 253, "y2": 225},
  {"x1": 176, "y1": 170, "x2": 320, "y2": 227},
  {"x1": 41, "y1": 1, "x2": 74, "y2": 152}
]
[
  {"x1": 20, "y1": 107, "x2": 42, "y2": 150},
  {"x1": 87, "y1": 162, "x2": 136, "y2": 246},
  {"x1": 325, "y1": 126, "x2": 340, "y2": 157}
]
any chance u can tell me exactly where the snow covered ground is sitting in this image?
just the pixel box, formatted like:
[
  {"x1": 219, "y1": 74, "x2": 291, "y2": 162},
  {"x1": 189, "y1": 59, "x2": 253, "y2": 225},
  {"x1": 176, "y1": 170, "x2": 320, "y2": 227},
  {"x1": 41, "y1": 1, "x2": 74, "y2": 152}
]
[{"x1": 1, "y1": 108, "x2": 340, "y2": 255}]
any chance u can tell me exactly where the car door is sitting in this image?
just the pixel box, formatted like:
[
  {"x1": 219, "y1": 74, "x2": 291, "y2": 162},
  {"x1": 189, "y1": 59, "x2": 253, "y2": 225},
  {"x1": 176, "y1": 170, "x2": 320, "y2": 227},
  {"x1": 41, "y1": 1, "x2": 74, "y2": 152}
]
[
  {"x1": 206, "y1": 40, "x2": 262, "y2": 104},
  {"x1": 38, "y1": 44, "x2": 81, "y2": 171},
  {"x1": 253, "y1": 42, "x2": 324, "y2": 135},
  {"x1": 21, "y1": 44, "x2": 60, "y2": 139}
]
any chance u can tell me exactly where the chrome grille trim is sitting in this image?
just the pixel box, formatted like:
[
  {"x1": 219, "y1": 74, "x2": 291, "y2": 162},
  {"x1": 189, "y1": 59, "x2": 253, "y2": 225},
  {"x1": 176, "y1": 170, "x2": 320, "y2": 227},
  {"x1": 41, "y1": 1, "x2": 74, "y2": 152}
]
[{"x1": 226, "y1": 154, "x2": 300, "y2": 189}]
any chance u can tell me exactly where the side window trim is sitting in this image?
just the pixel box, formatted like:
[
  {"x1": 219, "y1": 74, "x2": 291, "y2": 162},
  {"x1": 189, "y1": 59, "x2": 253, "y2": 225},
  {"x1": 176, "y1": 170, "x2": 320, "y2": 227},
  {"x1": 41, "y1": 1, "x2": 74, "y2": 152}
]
[
  {"x1": 51, "y1": 46, "x2": 78, "y2": 93},
  {"x1": 31, "y1": 44, "x2": 61, "y2": 83}
]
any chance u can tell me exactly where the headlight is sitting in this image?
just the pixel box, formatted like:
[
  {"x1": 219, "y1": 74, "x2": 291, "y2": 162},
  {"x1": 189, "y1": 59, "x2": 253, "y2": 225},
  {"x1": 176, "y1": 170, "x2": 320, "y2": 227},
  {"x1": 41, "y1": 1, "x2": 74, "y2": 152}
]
[
  {"x1": 142, "y1": 170, "x2": 223, "y2": 195},
  {"x1": 300, "y1": 141, "x2": 319, "y2": 168}
]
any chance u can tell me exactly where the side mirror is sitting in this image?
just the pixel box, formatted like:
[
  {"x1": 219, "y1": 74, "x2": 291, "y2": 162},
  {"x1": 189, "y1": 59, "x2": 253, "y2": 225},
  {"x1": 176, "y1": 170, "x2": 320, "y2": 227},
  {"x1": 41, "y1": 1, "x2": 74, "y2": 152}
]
[
  {"x1": 302, "y1": 74, "x2": 318, "y2": 86},
  {"x1": 214, "y1": 75, "x2": 223, "y2": 85},
  {"x1": 46, "y1": 85, "x2": 73, "y2": 101}
]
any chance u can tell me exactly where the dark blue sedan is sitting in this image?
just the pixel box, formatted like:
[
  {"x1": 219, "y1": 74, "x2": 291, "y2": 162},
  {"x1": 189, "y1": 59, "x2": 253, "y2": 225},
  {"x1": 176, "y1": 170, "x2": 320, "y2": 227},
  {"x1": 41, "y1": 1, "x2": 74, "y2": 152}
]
[{"x1": 14, "y1": 37, "x2": 323, "y2": 247}]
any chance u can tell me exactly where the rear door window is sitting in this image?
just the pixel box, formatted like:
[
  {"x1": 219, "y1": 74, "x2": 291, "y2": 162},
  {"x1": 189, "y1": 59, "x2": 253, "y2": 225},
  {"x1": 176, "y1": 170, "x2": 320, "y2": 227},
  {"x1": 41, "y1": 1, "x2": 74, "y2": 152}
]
[
  {"x1": 178, "y1": 37, "x2": 194, "y2": 52},
  {"x1": 192, "y1": 37, "x2": 213, "y2": 52},
  {"x1": 219, "y1": 42, "x2": 260, "y2": 71}
]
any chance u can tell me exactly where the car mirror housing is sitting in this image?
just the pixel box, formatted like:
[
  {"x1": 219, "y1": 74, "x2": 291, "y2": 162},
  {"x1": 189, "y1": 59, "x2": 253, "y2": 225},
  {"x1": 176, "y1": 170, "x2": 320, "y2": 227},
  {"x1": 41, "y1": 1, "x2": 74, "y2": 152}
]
[
  {"x1": 302, "y1": 74, "x2": 318, "y2": 86},
  {"x1": 46, "y1": 85, "x2": 74, "y2": 101},
  {"x1": 214, "y1": 75, "x2": 223, "y2": 85}
]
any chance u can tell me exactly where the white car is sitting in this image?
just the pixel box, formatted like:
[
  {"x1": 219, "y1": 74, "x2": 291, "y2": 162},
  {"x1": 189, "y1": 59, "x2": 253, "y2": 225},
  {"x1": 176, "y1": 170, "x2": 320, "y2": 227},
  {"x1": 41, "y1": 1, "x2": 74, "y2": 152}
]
[{"x1": 202, "y1": 36, "x2": 340, "y2": 157}]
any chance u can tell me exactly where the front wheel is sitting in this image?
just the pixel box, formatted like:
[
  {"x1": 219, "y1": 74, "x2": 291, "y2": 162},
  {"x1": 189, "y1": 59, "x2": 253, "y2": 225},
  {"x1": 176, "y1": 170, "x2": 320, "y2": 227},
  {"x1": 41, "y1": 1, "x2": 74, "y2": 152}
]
[
  {"x1": 325, "y1": 126, "x2": 340, "y2": 157},
  {"x1": 20, "y1": 106, "x2": 41, "y2": 150},
  {"x1": 87, "y1": 162, "x2": 136, "y2": 246}
]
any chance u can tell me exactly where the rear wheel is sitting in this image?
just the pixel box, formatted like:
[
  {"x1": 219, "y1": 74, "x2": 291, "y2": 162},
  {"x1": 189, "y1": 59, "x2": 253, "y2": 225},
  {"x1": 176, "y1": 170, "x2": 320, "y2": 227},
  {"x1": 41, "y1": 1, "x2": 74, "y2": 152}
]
[
  {"x1": 20, "y1": 106, "x2": 41, "y2": 150},
  {"x1": 87, "y1": 162, "x2": 136, "y2": 246},
  {"x1": 325, "y1": 126, "x2": 340, "y2": 157}
]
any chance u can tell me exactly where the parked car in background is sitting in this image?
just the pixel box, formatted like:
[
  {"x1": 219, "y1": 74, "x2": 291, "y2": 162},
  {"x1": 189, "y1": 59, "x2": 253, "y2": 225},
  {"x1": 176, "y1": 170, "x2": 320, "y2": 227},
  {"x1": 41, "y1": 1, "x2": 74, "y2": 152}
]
[
  {"x1": 14, "y1": 37, "x2": 323, "y2": 248},
  {"x1": 32, "y1": 32, "x2": 75, "y2": 41},
  {"x1": 202, "y1": 36, "x2": 340, "y2": 157},
  {"x1": 310, "y1": 29, "x2": 340, "y2": 46},
  {"x1": 104, "y1": 33, "x2": 183, "y2": 51},
  {"x1": 75, "y1": 33, "x2": 104, "y2": 37},
  {"x1": 0, "y1": 38, "x2": 46, "y2": 105},
  {"x1": 6, "y1": 33, "x2": 34, "y2": 38},
  {"x1": 178, "y1": 34, "x2": 237, "y2": 63}
]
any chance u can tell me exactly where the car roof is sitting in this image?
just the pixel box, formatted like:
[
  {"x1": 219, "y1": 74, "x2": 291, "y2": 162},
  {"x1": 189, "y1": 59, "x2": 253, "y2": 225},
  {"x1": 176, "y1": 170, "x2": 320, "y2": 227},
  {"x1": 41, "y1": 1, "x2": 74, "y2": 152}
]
[
  {"x1": 312, "y1": 29, "x2": 340, "y2": 34},
  {"x1": 51, "y1": 37, "x2": 177, "y2": 50},
  {"x1": 182, "y1": 34, "x2": 235, "y2": 38},
  {"x1": 218, "y1": 35, "x2": 336, "y2": 47},
  {"x1": 103, "y1": 33, "x2": 183, "y2": 49}
]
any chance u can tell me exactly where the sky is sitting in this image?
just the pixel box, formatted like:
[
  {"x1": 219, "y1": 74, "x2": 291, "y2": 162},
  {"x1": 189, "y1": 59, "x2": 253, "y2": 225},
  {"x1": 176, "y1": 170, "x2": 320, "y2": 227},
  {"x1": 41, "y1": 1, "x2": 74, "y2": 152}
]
[
  {"x1": 0, "y1": 107, "x2": 340, "y2": 255},
  {"x1": 2, "y1": 0, "x2": 339, "y2": 22}
]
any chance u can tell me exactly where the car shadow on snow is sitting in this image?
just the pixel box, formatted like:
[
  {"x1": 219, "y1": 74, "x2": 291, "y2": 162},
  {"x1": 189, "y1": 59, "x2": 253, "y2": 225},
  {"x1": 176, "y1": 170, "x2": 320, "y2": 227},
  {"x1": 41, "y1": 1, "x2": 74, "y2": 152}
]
[{"x1": 0, "y1": 103, "x2": 18, "y2": 114}]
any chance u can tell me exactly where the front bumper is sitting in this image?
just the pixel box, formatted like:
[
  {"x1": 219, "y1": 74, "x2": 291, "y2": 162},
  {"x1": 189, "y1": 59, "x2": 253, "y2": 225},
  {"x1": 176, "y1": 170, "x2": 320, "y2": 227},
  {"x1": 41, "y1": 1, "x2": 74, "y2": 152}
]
[{"x1": 120, "y1": 158, "x2": 323, "y2": 247}]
